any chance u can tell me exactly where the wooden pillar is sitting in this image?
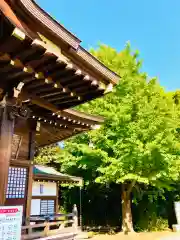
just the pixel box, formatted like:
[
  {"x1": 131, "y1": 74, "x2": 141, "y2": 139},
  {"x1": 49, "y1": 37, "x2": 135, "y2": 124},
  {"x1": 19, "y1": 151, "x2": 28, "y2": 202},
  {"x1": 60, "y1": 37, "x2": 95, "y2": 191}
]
[
  {"x1": 56, "y1": 182, "x2": 59, "y2": 213},
  {"x1": 25, "y1": 164, "x2": 33, "y2": 224},
  {"x1": 26, "y1": 130, "x2": 36, "y2": 224},
  {"x1": 0, "y1": 106, "x2": 14, "y2": 205}
]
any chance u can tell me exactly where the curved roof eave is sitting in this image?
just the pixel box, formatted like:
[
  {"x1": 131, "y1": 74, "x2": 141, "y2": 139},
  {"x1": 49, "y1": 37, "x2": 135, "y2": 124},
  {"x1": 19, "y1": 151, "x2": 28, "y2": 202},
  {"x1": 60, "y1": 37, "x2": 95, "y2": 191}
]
[{"x1": 7, "y1": 0, "x2": 120, "y2": 85}]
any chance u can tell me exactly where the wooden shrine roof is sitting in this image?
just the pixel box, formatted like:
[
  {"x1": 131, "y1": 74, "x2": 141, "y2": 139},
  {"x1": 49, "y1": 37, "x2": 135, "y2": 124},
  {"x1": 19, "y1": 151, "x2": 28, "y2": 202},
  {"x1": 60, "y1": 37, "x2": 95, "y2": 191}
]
[
  {"x1": 33, "y1": 165, "x2": 82, "y2": 184},
  {"x1": 0, "y1": 0, "x2": 119, "y2": 143},
  {"x1": 34, "y1": 110, "x2": 103, "y2": 146}
]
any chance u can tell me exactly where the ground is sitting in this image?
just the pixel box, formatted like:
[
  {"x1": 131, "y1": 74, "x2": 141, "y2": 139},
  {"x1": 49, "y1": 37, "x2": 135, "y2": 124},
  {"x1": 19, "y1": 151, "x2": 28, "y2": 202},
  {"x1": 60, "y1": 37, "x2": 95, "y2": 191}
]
[{"x1": 92, "y1": 232, "x2": 180, "y2": 240}]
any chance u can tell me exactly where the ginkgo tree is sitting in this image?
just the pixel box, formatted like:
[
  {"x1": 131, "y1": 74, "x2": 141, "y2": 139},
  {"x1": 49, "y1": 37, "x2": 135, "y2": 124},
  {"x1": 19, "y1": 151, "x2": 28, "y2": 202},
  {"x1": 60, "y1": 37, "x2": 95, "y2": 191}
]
[
  {"x1": 71, "y1": 44, "x2": 180, "y2": 233},
  {"x1": 36, "y1": 44, "x2": 180, "y2": 233}
]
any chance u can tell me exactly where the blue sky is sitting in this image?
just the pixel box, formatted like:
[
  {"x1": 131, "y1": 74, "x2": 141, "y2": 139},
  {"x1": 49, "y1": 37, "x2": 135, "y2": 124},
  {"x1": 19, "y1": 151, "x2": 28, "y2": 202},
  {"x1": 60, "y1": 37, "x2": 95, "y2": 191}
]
[{"x1": 37, "y1": 0, "x2": 180, "y2": 91}]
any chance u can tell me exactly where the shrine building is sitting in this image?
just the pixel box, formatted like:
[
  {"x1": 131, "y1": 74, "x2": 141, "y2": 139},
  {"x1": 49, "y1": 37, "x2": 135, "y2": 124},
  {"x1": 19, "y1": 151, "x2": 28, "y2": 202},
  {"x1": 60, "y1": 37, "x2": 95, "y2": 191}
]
[{"x1": 0, "y1": 0, "x2": 119, "y2": 238}]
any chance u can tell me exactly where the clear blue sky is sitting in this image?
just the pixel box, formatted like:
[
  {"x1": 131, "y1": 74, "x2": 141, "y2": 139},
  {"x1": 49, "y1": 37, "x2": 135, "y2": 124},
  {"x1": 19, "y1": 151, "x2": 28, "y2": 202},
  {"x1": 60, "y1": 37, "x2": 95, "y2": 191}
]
[{"x1": 37, "y1": 0, "x2": 180, "y2": 91}]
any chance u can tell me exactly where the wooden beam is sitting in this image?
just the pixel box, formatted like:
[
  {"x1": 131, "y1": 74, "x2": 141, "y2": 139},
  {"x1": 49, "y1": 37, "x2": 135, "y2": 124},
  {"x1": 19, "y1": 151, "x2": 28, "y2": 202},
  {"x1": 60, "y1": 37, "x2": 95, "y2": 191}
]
[
  {"x1": 10, "y1": 159, "x2": 32, "y2": 167},
  {"x1": 25, "y1": 80, "x2": 50, "y2": 91},
  {"x1": 27, "y1": 52, "x2": 57, "y2": 70},
  {"x1": 65, "y1": 81, "x2": 89, "y2": 89},
  {"x1": 16, "y1": 40, "x2": 46, "y2": 62},
  {"x1": 58, "y1": 73, "x2": 81, "y2": 85},
  {"x1": 0, "y1": 105, "x2": 14, "y2": 205},
  {"x1": 77, "y1": 89, "x2": 104, "y2": 98},
  {"x1": 63, "y1": 108, "x2": 104, "y2": 123},
  {"x1": 0, "y1": 1, "x2": 31, "y2": 36},
  {"x1": 0, "y1": 59, "x2": 23, "y2": 74},
  {"x1": 34, "y1": 60, "x2": 63, "y2": 74},
  {"x1": 0, "y1": 48, "x2": 101, "y2": 106},
  {"x1": 48, "y1": 94, "x2": 75, "y2": 103},
  {"x1": 40, "y1": 91, "x2": 68, "y2": 99},
  {"x1": 47, "y1": 68, "x2": 72, "y2": 80},
  {"x1": 5, "y1": 71, "x2": 32, "y2": 82},
  {"x1": 75, "y1": 85, "x2": 98, "y2": 94},
  {"x1": 20, "y1": 90, "x2": 103, "y2": 124},
  {"x1": 20, "y1": 90, "x2": 61, "y2": 113},
  {"x1": 54, "y1": 98, "x2": 81, "y2": 106},
  {"x1": 27, "y1": 84, "x2": 54, "y2": 95}
]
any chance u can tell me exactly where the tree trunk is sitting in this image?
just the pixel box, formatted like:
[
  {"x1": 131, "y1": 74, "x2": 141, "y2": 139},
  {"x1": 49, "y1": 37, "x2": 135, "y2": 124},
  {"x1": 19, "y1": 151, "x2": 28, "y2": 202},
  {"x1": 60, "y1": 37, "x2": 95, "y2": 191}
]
[{"x1": 121, "y1": 184, "x2": 134, "y2": 234}]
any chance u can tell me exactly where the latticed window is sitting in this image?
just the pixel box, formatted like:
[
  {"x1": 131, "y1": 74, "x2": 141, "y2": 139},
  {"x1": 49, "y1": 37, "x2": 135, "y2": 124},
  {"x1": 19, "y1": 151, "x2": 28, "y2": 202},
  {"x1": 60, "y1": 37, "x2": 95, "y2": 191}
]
[
  {"x1": 6, "y1": 167, "x2": 27, "y2": 199},
  {"x1": 40, "y1": 200, "x2": 55, "y2": 215}
]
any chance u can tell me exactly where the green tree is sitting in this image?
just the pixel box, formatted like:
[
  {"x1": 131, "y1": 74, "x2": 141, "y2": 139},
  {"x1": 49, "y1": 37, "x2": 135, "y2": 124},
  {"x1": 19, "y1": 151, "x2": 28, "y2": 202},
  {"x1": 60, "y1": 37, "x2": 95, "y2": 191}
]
[
  {"x1": 36, "y1": 43, "x2": 180, "y2": 233},
  {"x1": 70, "y1": 44, "x2": 180, "y2": 233}
]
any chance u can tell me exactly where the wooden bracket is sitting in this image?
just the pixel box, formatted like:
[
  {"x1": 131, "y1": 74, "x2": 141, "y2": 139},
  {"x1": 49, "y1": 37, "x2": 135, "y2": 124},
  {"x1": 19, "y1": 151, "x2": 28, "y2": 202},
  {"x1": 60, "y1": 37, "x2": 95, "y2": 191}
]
[{"x1": 13, "y1": 82, "x2": 24, "y2": 98}]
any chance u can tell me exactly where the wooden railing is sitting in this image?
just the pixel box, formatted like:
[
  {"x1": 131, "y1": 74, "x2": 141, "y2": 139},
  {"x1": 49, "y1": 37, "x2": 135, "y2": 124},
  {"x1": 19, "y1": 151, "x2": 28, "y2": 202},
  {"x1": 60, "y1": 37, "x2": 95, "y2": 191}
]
[{"x1": 21, "y1": 207, "x2": 79, "y2": 240}]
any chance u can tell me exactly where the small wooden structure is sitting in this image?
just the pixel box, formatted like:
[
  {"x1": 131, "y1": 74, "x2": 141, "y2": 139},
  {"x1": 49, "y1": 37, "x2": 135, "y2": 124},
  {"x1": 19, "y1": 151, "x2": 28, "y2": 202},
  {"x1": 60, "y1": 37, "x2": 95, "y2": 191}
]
[
  {"x1": 0, "y1": 0, "x2": 119, "y2": 238},
  {"x1": 31, "y1": 165, "x2": 82, "y2": 217}
]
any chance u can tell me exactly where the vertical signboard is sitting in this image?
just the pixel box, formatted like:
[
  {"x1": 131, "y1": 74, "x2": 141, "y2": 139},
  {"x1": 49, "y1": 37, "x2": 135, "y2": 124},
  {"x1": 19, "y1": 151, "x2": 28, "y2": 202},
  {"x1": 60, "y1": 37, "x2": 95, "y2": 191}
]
[{"x1": 0, "y1": 206, "x2": 23, "y2": 240}]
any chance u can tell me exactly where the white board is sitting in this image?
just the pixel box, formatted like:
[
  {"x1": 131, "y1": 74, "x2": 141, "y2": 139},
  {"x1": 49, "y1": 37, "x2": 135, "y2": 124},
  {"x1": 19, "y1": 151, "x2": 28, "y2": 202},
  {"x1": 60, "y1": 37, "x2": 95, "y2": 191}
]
[
  {"x1": 30, "y1": 199, "x2": 41, "y2": 216},
  {"x1": 0, "y1": 206, "x2": 23, "y2": 240},
  {"x1": 32, "y1": 181, "x2": 57, "y2": 196}
]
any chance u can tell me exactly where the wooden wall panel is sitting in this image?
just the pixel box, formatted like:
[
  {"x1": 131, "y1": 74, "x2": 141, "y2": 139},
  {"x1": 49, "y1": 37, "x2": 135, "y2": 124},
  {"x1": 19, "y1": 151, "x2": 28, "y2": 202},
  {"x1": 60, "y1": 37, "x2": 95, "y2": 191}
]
[
  {"x1": 0, "y1": 107, "x2": 14, "y2": 205},
  {"x1": 8, "y1": 118, "x2": 36, "y2": 222},
  {"x1": 17, "y1": 133, "x2": 29, "y2": 160},
  {"x1": 11, "y1": 118, "x2": 31, "y2": 160}
]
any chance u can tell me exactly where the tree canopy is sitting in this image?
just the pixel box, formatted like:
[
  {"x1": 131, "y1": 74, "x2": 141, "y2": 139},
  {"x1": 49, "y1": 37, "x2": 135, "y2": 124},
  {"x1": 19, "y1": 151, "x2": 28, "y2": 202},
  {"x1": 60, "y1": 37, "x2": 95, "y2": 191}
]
[
  {"x1": 68, "y1": 43, "x2": 180, "y2": 190},
  {"x1": 35, "y1": 43, "x2": 180, "y2": 232}
]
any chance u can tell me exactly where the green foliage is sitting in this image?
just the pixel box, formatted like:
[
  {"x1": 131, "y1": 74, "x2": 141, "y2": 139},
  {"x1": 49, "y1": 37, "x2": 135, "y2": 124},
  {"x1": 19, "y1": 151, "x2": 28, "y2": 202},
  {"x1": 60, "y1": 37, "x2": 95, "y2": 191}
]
[
  {"x1": 35, "y1": 145, "x2": 61, "y2": 165},
  {"x1": 61, "y1": 142, "x2": 108, "y2": 186},
  {"x1": 135, "y1": 215, "x2": 168, "y2": 232},
  {"x1": 133, "y1": 190, "x2": 170, "y2": 232},
  {"x1": 75, "y1": 43, "x2": 180, "y2": 192},
  {"x1": 36, "y1": 42, "x2": 180, "y2": 230},
  {"x1": 37, "y1": 43, "x2": 180, "y2": 192}
]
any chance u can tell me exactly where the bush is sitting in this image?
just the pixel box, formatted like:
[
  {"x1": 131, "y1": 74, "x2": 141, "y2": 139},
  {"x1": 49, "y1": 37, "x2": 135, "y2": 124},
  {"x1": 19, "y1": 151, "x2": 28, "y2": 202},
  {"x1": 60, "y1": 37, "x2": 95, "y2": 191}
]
[
  {"x1": 135, "y1": 214, "x2": 169, "y2": 232},
  {"x1": 148, "y1": 216, "x2": 169, "y2": 231}
]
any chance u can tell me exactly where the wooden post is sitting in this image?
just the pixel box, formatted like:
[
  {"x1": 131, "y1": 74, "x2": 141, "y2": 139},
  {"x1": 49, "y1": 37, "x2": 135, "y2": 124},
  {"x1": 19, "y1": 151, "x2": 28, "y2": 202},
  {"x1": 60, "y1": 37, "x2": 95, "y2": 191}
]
[
  {"x1": 0, "y1": 106, "x2": 14, "y2": 205},
  {"x1": 26, "y1": 164, "x2": 33, "y2": 226},
  {"x1": 26, "y1": 130, "x2": 36, "y2": 225},
  {"x1": 44, "y1": 221, "x2": 50, "y2": 237},
  {"x1": 56, "y1": 182, "x2": 59, "y2": 214}
]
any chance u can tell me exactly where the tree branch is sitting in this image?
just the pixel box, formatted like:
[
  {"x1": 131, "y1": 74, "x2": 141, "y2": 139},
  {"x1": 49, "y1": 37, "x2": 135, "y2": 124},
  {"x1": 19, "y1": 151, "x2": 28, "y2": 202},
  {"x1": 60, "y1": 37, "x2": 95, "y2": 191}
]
[{"x1": 127, "y1": 180, "x2": 136, "y2": 197}]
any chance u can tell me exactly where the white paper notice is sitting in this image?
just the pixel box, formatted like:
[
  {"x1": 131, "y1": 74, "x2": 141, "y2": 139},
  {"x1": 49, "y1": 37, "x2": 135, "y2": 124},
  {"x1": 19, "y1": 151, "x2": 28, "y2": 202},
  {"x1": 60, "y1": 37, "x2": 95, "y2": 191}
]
[{"x1": 0, "y1": 206, "x2": 23, "y2": 240}]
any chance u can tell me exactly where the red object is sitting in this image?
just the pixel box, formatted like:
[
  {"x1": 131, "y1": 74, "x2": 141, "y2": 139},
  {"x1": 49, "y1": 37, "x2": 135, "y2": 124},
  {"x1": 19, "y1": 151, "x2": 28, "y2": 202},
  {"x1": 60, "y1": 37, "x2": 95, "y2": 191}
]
[{"x1": 0, "y1": 208, "x2": 18, "y2": 214}]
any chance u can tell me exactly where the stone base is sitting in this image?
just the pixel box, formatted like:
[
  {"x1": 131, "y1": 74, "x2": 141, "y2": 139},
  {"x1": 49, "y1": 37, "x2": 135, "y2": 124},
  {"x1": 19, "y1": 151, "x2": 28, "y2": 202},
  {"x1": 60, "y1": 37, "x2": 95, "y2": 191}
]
[{"x1": 172, "y1": 224, "x2": 180, "y2": 232}]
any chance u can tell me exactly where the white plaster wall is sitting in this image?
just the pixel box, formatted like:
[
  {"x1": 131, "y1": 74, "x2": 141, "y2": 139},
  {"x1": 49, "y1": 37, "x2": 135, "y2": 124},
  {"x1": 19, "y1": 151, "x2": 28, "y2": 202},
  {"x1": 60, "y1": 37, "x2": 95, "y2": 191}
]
[
  {"x1": 31, "y1": 199, "x2": 41, "y2": 215},
  {"x1": 32, "y1": 181, "x2": 57, "y2": 196}
]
